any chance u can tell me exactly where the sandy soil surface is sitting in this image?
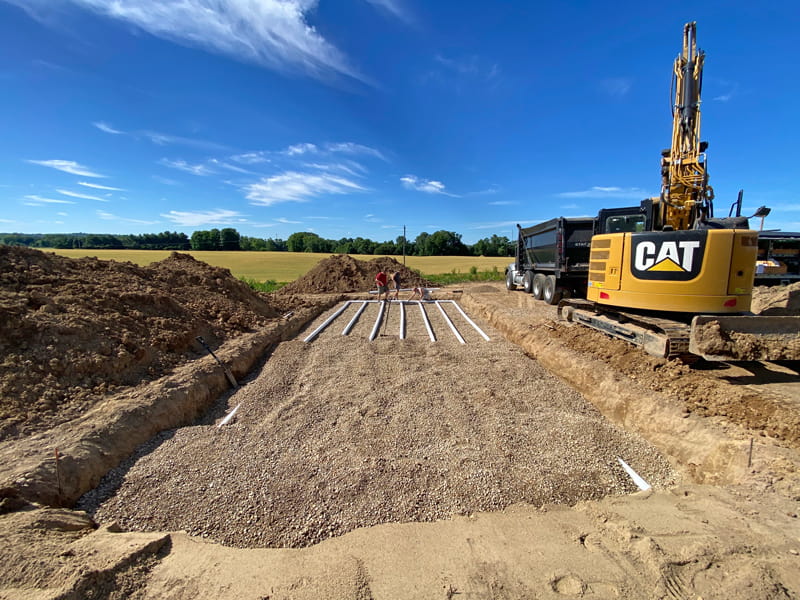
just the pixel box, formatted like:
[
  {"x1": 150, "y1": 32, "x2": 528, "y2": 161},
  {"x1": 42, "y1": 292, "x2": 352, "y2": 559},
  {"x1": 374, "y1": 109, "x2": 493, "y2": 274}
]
[{"x1": 1, "y1": 250, "x2": 799, "y2": 599}]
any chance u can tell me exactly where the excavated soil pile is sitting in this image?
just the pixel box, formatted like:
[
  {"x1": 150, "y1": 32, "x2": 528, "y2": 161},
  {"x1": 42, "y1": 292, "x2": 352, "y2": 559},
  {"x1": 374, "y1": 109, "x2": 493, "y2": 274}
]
[
  {"x1": 752, "y1": 281, "x2": 800, "y2": 315},
  {"x1": 0, "y1": 247, "x2": 281, "y2": 440},
  {"x1": 276, "y1": 254, "x2": 435, "y2": 295}
]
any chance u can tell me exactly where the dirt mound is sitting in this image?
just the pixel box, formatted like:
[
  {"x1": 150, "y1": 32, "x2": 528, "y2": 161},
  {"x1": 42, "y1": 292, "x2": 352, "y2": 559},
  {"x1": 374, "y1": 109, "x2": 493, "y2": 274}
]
[
  {"x1": 276, "y1": 254, "x2": 435, "y2": 294},
  {"x1": 0, "y1": 247, "x2": 280, "y2": 440},
  {"x1": 751, "y1": 281, "x2": 800, "y2": 315}
]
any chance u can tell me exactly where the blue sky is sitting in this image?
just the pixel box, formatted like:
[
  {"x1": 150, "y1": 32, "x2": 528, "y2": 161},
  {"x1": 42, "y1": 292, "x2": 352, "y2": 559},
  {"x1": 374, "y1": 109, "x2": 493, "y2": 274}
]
[{"x1": 1, "y1": 1, "x2": 798, "y2": 244}]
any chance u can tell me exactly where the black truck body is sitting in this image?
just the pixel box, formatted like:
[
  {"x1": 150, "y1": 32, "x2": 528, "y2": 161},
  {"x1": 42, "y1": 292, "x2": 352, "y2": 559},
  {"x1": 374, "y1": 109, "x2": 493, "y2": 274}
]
[{"x1": 506, "y1": 217, "x2": 595, "y2": 303}]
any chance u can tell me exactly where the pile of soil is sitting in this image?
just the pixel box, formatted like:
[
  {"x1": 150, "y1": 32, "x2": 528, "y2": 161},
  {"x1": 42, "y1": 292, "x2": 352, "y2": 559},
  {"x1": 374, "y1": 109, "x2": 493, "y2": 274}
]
[
  {"x1": 276, "y1": 255, "x2": 435, "y2": 295},
  {"x1": 0, "y1": 247, "x2": 281, "y2": 440},
  {"x1": 751, "y1": 281, "x2": 800, "y2": 315}
]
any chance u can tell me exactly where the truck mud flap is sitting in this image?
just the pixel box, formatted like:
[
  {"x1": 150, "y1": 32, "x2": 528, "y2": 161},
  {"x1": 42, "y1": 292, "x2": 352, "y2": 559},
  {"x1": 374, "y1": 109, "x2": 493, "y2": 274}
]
[{"x1": 689, "y1": 315, "x2": 800, "y2": 361}]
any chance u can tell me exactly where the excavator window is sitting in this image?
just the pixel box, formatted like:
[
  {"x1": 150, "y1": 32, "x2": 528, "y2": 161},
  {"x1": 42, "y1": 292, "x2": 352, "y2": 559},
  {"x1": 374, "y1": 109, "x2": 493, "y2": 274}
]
[{"x1": 605, "y1": 215, "x2": 646, "y2": 233}]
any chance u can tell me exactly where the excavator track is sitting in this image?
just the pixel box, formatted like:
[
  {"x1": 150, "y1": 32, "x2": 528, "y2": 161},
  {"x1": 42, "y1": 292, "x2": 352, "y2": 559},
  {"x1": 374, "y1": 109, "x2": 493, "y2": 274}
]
[{"x1": 558, "y1": 299, "x2": 693, "y2": 361}]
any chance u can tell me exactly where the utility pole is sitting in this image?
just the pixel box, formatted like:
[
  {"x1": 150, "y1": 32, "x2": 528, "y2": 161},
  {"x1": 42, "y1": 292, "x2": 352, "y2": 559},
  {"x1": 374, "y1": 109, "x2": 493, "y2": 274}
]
[{"x1": 403, "y1": 225, "x2": 406, "y2": 265}]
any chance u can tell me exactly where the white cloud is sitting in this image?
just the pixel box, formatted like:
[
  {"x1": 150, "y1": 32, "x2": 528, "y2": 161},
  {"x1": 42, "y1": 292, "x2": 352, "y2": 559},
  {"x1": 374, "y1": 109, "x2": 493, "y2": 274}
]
[
  {"x1": 599, "y1": 77, "x2": 632, "y2": 97},
  {"x1": 557, "y1": 186, "x2": 648, "y2": 199},
  {"x1": 78, "y1": 181, "x2": 124, "y2": 191},
  {"x1": 488, "y1": 200, "x2": 517, "y2": 206},
  {"x1": 275, "y1": 217, "x2": 301, "y2": 224},
  {"x1": 325, "y1": 142, "x2": 385, "y2": 160},
  {"x1": 27, "y1": 159, "x2": 105, "y2": 177},
  {"x1": 141, "y1": 130, "x2": 229, "y2": 151},
  {"x1": 23, "y1": 194, "x2": 75, "y2": 204},
  {"x1": 245, "y1": 171, "x2": 365, "y2": 206},
  {"x1": 57, "y1": 188, "x2": 108, "y2": 201},
  {"x1": 161, "y1": 209, "x2": 246, "y2": 227},
  {"x1": 231, "y1": 151, "x2": 270, "y2": 164},
  {"x1": 93, "y1": 121, "x2": 123, "y2": 134},
  {"x1": 207, "y1": 158, "x2": 257, "y2": 175},
  {"x1": 363, "y1": 0, "x2": 413, "y2": 23},
  {"x1": 434, "y1": 54, "x2": 500, "y2": 82},
  {"x1": 303, "y1": 161, "x2": 367, "y2": 178},
  {"x1": 401, "y1": 175, "x2": 457, "y2": 196},
  {"x1": 159, "y1": 158, "x2": 214, "y2": 176},
  {"x1": 14, "y1": 0, "x2": 366, "y2": 83},
  {"x1": 284, "y1": 143, "x2": 318, "y2": 156},
  {"x1": 96, "y1": 210, "x2": 157, "y2": 224},
  {"x1": 0, "y1": 218, "x2": 15, "y2": 223}
]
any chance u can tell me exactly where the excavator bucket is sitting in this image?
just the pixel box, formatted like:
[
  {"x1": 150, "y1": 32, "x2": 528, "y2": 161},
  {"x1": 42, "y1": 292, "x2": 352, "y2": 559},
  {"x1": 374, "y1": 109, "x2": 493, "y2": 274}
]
[{"x1": 689, "y1": 315, "x2": 800, "y2": 361}]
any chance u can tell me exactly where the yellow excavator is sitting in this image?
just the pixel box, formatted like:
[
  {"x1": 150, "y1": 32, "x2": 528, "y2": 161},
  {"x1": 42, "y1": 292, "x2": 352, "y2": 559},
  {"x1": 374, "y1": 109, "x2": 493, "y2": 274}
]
[{"x1": 559, "y1": 22, "x2": 799, "y2": 361}]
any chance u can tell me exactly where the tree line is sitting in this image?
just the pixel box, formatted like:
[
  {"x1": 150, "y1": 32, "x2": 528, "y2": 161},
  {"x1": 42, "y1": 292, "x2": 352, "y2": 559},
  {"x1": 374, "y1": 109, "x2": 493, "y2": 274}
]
[{"x1": 0, "y1": 229, "x2": 514, "y2": 257}]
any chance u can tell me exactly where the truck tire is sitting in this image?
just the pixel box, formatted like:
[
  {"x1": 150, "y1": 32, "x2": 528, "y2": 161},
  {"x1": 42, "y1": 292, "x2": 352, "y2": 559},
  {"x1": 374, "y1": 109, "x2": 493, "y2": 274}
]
[
  {"x1": 506, "y1": 270, "x2": 516, "y2": 290},
  {"x1": 523, "y1": 271, "x2": 534, "y2": 294},
  {"x1": 532, "y1": 273, "x2": 546, "y2": 300},
  {"x1": 543, "y1": 275, "x2": 562, "y2": 305}
]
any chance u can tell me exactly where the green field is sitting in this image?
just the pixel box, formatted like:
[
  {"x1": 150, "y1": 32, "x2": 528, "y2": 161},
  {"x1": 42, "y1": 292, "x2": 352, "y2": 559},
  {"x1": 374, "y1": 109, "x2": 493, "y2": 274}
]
[{"x1": 44, "y1": 249, "x2": 512, "y2": 282}]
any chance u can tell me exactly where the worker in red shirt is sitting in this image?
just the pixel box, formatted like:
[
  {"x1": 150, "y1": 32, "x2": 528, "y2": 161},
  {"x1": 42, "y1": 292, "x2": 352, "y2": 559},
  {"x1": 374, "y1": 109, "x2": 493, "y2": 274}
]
[{"x1": 375, "y1": 270, "x2": 388, "y2": 302}]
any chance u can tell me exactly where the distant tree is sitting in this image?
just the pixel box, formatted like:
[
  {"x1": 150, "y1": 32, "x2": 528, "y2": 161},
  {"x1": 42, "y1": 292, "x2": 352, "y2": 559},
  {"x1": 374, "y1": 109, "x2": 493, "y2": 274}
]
[
  {"x1": 373, "y1": 241, "x2": 396, "y2": 255},
  {"x1": 219, "y1": 228, "x2": 241, "y2": 251},
  {"x1": 190, "y1": 230, "x2": 217, "y2": 250},
  {"x1": 264, "y1": 237, "x2": 287, "y2": 251}
]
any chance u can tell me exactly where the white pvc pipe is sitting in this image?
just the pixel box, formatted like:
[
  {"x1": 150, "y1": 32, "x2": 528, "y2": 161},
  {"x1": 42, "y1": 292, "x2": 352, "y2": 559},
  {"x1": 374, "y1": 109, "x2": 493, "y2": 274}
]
[
  {"x1": 369, "y1": 301, "x2": 387, "y2": 341},
  {"x1": 400, "y1": 301, "x2": 406, "y2": 339},
  {"x1": 617, "y1": 458, "x2": 651, "y2": 491},
  {"x1": 435, "y1": 301, "x2": 465, "y2": 344},
  {"x1": 303, "y1": 301, "x2": 353, "y2": 342},
  {"x1": 418, "y1": 301, "x2": 436, "y2": 341},
  {"x1": 218, "y1": 403, "x2": 241, "y2": 428},
  {"x1": 445, "y1": 300, "x2": 490, "y2": 341},
  {"x1": 342, "y1": 301, "x2": 369, "y2": 336}
]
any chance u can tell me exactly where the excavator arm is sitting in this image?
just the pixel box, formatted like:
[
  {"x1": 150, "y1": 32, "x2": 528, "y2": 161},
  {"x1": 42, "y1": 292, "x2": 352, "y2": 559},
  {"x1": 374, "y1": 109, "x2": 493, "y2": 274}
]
[{"x1": 655, "y1": 21, "x2": 714, "y2": 231}]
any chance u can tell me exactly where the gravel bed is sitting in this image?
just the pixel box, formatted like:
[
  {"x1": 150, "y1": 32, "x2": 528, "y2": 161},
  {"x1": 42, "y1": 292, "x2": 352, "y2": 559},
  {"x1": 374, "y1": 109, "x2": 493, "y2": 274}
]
[{"x1": 80, "y1": 301, "x2": 675, "y2": 549}]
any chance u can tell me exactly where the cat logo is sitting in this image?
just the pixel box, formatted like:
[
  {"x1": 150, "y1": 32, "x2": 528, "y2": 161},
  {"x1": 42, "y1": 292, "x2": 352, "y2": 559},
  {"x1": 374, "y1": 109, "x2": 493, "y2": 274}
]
[{"x1": 630, "y1": 231, "x2": 707, "y2": 281}]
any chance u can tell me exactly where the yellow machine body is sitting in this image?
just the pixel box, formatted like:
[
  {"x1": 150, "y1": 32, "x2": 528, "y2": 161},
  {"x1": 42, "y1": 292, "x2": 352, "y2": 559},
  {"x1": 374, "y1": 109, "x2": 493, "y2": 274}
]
[{"x1": 586, "y1": 229, "x2": 758, "y2": 313}]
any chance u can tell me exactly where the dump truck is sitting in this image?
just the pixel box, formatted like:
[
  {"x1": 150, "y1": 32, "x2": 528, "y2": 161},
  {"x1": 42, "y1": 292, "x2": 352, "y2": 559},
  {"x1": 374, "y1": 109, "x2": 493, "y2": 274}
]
[
  {"x1": 505, "y1": 218, "x2": 594, "y2": 304},
  {"x1": 512, "y1": 23, "x2": 800, "y2": 362}
]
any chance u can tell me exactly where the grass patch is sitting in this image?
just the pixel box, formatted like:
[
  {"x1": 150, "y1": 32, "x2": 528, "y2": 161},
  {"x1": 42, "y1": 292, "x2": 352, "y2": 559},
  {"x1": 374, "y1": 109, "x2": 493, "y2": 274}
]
[
  {"x1": 425, "y1": 266, "x2": 505, "y2": 285},
  {"x1": 239, "y1": 277, "x2": 287, "y2": 293}
]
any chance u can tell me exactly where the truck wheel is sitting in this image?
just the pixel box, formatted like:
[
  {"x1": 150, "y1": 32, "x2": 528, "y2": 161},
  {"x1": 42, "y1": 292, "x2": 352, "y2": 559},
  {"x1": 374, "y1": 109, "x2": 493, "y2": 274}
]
[
  {"x1": 532, "y1": 274, "x2": 545, "y2": 300},
  {"x1": 523, "y1": 271, "x2": 534, "y2": 294},
  {"x1": 506, "y1": 270, "x2": 516, "y2": 290},
  {"x1": 543, "y1": 275, "x2": 562, "y2": 305}
]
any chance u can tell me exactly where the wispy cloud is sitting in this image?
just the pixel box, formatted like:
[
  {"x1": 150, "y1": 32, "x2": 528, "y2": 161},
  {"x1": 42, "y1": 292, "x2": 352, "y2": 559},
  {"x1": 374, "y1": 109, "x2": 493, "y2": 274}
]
[
  {"x1": 57, "y1": 188, "x2": 108, "y2": 201},
  {"x1": 27, "y1": 159, "x2": 106, "y2": 177},
  {"x1": 326, "y1": 142, "x2": 385, "y2": 160},
  {"x1": 97, "y1": 210, "x2": 157, "y2": 224},
  {"x1": 141, "y1": 130, "x2": 229, "y2": 151},
  {"x1": 488, "y1": 200, "x2": 517, "y2": 206},
  {"x1": 275, "y1": 217, "x2": 301, "y2": 224},
  {"x1": 93, "y1": 121, "x2": 124, "y2": 134},
  {"x1": 557, "y1": 186, "x2": 648, "y2": 199},
  {"x1": 284, "y1": 143, "x2": 318, "y2": 156},
  {"x1": 363, "y1": 0, "x2": 413, "y2": 24},
  {"x1": 207, "y1": 159, "x2": 258, "y2": 175},
  {"x1": 401, "y1": 175, "x2": 458, "y2": 196},
  {"x1": 599, "y1": 77, "x2": 632, "y2": 98},
  {"x1": 161, "y1": 208, "x2": 246, "y2": 227},
  {"x1": 78, "y1": 181, "x2": 124, "y2": 191},
  {"x1": 432, "y1": 53, "x2": 500, "y2": 85},
  {"x1": 245, "y1": 171, "x2": 365, "y2": 206},
  {"x1": 159, "y1": 158, "x2": 214, "y2": 176},
  {"x1": 18, "y1": 0, "x2": 367, "y2": 83},
  {"x1": 231, "y1": 151, "x2": 270, "y2": 165},
  {"x1": 23, "y1": 194, "x2": 75, "y2": 205}
]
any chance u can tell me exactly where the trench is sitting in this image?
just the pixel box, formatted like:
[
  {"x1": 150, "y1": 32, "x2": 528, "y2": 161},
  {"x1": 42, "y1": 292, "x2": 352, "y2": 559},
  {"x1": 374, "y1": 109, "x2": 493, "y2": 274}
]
[{"x1": 76, "y1": 295, "x2": 678, "y2": 549}]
